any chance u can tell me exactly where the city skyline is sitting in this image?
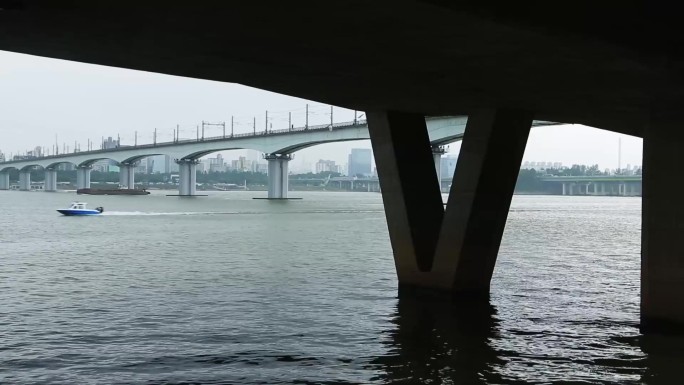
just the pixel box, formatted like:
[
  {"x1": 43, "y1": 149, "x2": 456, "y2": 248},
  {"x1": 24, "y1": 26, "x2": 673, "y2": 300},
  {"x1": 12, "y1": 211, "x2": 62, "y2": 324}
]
[{"x1": 1, "y1": 50, "x2": 643, "y2": 171}]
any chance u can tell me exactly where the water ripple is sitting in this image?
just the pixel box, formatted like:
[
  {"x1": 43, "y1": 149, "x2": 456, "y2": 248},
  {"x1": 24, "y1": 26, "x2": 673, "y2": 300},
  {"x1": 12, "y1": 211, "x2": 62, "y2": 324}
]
[{"x1": 0, "y1": 192, "x2": 680, "y2": 384}]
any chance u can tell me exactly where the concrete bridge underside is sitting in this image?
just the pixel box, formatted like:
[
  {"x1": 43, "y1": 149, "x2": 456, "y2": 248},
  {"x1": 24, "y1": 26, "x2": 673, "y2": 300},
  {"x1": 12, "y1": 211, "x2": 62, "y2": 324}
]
[{"x1": 1, "y1": 1, "x2": 684, "y2": 333}]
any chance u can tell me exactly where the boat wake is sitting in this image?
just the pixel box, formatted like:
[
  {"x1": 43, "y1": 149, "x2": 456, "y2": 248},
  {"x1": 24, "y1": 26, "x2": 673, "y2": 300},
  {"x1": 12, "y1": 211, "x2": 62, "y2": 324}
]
[
  {"x1": 101, "y1": 211, "x2": 237, "y2": 216},
  {"x1": 100, "y1": 209, "x2": 382, "y2": 216}
]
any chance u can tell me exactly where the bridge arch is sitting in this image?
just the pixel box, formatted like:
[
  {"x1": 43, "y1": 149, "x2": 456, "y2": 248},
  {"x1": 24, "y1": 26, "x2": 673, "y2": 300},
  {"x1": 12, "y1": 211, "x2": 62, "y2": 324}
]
[
  {"x1": 0, "y1": 165, "x2": 18, "y2": 173},
  {"x1": 45, "y1": 160, "x2": 78, "y2": 170},
  {"x1": 19, "y1": 164, "x2": 44, "y2": 172},
  {"x1": 179, "y1": 146, "x2": 261, "y2": 160},
  {"x1": 120, "y1": 153, "x2": 171, "y2": 165},
  {"x1": 78, "y1": 157, "x2": 122, "y2": 167},
  {"x1": 273, "y1": 138, "x2": 373, "y2": 154}
]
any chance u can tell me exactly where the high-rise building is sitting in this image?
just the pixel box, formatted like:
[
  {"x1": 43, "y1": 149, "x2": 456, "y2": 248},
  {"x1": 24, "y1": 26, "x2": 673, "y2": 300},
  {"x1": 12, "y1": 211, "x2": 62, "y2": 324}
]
[
  {"x1": 208, "y1": 154, "x2": 225, "y2": 172},
  {"x1": 135, "y1": 161, "x2": 148, "y2": 174},
  {"x1": 316, "y1": 159, "x2": 337, "y2": 173},
  {"x1": 521, "y1": 161, "x2": 562, "y2": 171},
  {"x1": 440, "y1": 155, "x2": 458, "y2": 179},
  {"x1": 103, "y1": 136, "x2": 119, "y2": 150},
  {"x1": 256, "y1": 162, "x2": 268, "y2": 174},
  {"x1": 231, "y1": 156, "x2": 252, "y2": 172},
  {"x1": 58, "y1": 163, "x2": 75, "y2": 171},
  {"x1": 144, "y1": 157, "x2": 155, "y2": 174},
  {"x1": 348, "y1": 148, "x2": 372, "y2": 177},
  {"x1": 209, "y1": 154, "x2": 224, "y2": 166},
  {"x1": 92, "y1": 159, "x2": 112, "y2": 172},
  {"x1": 149, "y1": 155, "x2": 171, "y2": 174}
]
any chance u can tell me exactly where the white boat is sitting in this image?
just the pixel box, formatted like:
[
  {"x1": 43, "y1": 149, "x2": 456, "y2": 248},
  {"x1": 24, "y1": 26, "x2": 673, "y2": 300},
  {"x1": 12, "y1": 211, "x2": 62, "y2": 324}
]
[{"x1": 57, "y1": 202, "x2": 103, "y2": 216}]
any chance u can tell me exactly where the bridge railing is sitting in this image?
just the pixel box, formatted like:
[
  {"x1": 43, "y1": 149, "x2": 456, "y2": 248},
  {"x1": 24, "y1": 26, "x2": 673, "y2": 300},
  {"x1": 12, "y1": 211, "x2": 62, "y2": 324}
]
[{"x1": 194, "y1": 119, "x2": 368, "y2": 143}]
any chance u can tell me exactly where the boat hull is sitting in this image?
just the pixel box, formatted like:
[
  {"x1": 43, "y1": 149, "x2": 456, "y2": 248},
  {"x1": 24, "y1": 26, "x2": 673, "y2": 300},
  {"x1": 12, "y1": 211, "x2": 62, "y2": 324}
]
[
  {"x1": 57, "y1": 209, "x2": 101, "y2": 216},
  {"x1": 77, "y1": 188, "x2": 150, "y2": 195}
]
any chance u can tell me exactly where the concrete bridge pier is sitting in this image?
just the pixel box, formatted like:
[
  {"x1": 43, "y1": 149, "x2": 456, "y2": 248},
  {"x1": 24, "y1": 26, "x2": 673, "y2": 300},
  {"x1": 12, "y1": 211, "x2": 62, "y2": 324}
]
[
  {"x1": 563, "y1": 182, "x2": 576, "y2": 195},
  {"x1": 45, "y1": 168, "x2": 57, "y2": 192},
  {"x1": 176, "y1": 159, "x2": 199, "y2": 196},
  {"x1": 19, "y1": 170, "x2": 31, "y2": 191},
  {"x1": 368, "y1": 109, "x2": 532, "y2": 298},
  {"x1": 118, "y1": 163, "x2": 135, "y2": 189},
  {"x1": 0, "y1": 172, "x2": 9, "y2": 190},
  {"x1": 641, "y1": 119, "x2": 684, "y2": 334},
  {"x1": 265, "y1": 153, "x2": 291, "y2": 199},
  {"x1": 432, "y1": 145, "x2": 446, "y2": 192},
  {"x1": 76, "y1": 165, "x2": 92, "y2": 189}
]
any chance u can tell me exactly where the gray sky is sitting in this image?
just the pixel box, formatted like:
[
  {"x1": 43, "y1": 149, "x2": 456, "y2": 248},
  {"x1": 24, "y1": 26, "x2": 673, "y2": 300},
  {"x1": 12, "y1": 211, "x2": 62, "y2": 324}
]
[{"x1": 0, "y1": 50, "x2": 642, "y2": 172}]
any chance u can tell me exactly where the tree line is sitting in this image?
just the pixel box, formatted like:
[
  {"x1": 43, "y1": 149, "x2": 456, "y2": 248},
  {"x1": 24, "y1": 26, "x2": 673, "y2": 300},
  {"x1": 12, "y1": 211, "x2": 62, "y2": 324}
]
[
  {"x1": 515, "y1": 165, "x2": 641, "y2": 193},
  {"x1": 7, "y1": 165, "x2": 636, "y2": 192}
]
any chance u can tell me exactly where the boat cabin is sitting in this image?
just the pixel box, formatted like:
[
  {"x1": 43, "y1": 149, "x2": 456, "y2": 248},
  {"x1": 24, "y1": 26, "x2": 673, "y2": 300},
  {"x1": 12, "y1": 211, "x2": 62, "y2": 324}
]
[{"x1": 69, "y1": 202, "x2": 89, "y2": 210}]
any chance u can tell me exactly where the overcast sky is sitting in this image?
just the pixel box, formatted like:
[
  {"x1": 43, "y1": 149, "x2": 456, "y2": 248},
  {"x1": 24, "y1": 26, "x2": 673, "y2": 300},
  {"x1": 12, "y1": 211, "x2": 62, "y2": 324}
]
[{"x1": 0, "y1": 50, "x2": 643, "y2": 173}]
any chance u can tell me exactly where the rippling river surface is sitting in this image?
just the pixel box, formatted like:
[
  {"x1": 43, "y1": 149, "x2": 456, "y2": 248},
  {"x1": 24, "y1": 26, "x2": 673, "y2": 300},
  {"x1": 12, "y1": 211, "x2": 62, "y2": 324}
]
[{"x1": 1, "y1": 191, "x2": 680, "y2": 384}]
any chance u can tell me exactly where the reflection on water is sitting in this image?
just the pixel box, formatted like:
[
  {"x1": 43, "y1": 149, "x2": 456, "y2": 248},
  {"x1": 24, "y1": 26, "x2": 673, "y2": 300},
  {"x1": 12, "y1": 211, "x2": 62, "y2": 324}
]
[
  {"x1": 639, "y1": 335, "x2": 684, "y2": 384},
  {"x1": 371, "y1": 296, "x2": 507, "y2": 384},
  {"x1": 373, "y1": 297, "x2": 684, "y2": 385}
]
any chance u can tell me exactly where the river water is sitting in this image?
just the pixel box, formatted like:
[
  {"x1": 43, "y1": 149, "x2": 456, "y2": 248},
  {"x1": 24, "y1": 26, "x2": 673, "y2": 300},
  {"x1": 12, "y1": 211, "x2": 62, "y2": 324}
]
[{"x1": 0, "y1": 191, "x2": 680, "y2": 384}]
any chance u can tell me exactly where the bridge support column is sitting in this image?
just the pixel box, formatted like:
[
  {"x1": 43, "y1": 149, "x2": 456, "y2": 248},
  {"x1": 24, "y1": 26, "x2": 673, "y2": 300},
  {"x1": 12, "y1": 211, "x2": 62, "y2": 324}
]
[
  {"x1": 265, "y1": 154, "x2": 291, "y2": 199},
  {"x1": 368, "y1": 109, "x2": 532, "y2": 297},
  {"x1": 76, "y1": 165, "x2": 92, "y2": 189},
  {"x1": 45, "y1": 168, "x2": 57, "y2": 192},
  {"x1": 0, "y1": 172, "x2": 9, "y2": 190},
  {"x1": 176, "y1": 159, "x2": 199, "y2": 196},
  {"x1": 562, "y1": 182, "x2": 567, "y2": 195},
  {"x1": 641, "y1": 120, "x2": 684, "y2": 334},
  {"x1": 19, "y1": 170, "x2": 31, "y2": 191},
  {"x1": 118, "y1": 163, "x2": 135, "y2": 189},
  {"x1": 432, "y1": 146, "x2": 446, "y2": 193}
]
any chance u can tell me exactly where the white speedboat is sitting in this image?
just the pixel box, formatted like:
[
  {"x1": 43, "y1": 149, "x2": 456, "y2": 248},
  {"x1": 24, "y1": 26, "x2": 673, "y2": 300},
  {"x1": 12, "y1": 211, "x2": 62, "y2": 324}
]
[{"x1": 57, "y1": 202, "x2": 103, "y2": 216}]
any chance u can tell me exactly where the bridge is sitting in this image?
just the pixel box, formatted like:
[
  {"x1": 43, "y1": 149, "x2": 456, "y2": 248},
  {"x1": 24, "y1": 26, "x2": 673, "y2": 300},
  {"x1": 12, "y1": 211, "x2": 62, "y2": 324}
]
[
  {"x1": 1, "y1": 115, "x2": 538, "y2": 198},
  {"x1": 539, "y1": 175, "x2": 642, "y2": 196},
  {"x1": 2, "y1": 1, "x2": 684, "y2": 334}
]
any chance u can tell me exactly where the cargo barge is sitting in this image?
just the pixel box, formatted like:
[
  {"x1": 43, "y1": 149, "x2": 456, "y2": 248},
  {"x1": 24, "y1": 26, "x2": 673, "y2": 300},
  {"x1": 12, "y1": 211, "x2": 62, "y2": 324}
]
[{"x1": 76, "y1": 188, "x2": 150, "y2": 195}]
